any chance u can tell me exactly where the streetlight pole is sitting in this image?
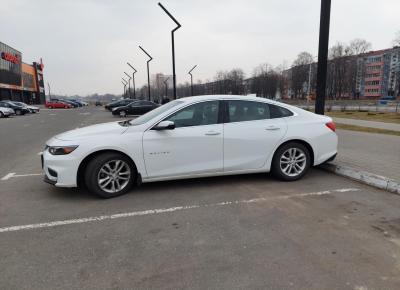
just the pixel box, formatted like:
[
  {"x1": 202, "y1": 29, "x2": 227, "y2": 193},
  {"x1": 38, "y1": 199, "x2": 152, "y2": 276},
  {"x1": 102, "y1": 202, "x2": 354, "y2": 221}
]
[
  {"x1": 315, "y1": 0, "x2": 332, "y2": 115},
  {"x1": 139, "y1": 46, "x2": 153, "y2": 101},
  {"x1": 158, "y1": 2, "x2": 181, "y2": 100},
  {"x1": 188, "y1": 65, "x2": 197, "y2": 96},
  {"x1": 124, "y1": 72, "x2": 132, "y2": 99},
  {"x1": 121, "y1": 80, "x2": 127, "y2": 98},
  {"x1": 163, "y1": 77, "x2": 169, "y2": 98},
  {"x1": 122, "y1": 78, "x2": 128, "y2": 98},
  {"x1": 127, "y1": 62, "x2": 137, "y2": 99},
  {"x1": 47, "y1": 82, "x2": 52, "y2": 100}
]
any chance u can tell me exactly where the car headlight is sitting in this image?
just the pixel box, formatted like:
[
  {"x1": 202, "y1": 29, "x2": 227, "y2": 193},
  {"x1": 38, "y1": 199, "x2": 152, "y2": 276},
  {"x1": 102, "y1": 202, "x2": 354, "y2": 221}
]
[{"x1": 48, "y1": 145, "x2": 78, "y2": 155}]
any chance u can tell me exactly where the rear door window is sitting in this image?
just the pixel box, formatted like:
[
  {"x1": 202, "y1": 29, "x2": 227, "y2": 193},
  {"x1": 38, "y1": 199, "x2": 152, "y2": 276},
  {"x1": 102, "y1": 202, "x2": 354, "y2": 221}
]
[{"x1": 227, "y1": 101, "x2": 270, "y2": 123}]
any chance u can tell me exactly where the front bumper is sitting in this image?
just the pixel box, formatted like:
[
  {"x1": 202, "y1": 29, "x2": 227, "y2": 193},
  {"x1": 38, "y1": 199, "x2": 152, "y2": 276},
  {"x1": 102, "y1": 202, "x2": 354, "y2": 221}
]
[{"x1": 41, "y1": 148, "x2": 80, "y2": 187}]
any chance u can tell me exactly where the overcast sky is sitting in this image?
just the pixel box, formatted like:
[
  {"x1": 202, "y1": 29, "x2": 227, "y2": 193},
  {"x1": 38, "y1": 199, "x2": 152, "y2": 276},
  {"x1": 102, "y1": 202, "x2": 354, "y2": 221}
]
[{"x1": 1, "y1": 0, "x2": 399, "y2": 95}]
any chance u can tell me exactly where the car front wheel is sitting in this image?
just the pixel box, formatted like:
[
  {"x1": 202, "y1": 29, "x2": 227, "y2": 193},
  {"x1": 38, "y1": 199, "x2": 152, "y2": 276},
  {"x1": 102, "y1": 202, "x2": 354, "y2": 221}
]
[
  {"x1": 15, "y1": 109, "x2": 22, "y2": 115},
  {"x1": 119, "y1": 110, "x2": 127, "y2": 117},
  {"x1": 84, "y1": 152, "x2": 136, "y2": 198},
  {"x1": 271, "y1": 142, "x2": 311, "y2": 181}
]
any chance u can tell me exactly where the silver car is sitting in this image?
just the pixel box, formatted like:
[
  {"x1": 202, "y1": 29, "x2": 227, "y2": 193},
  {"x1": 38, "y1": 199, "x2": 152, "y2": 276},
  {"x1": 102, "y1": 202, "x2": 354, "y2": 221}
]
[{"x1": 0, "y1": 106, "x2": 15, "y2": 118}]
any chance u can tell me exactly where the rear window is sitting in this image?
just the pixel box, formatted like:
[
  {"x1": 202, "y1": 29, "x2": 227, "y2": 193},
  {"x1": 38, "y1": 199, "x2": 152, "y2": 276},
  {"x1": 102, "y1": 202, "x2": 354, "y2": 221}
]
[{"x1": 269, "y1": 104, "x2": 293, "y2": 118}]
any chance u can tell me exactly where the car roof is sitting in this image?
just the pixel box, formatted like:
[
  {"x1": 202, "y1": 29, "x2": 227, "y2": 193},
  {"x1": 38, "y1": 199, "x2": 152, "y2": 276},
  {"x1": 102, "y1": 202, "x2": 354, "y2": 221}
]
[{"x1": 176, "y1": 95, "x2": 299, "y2": 110}]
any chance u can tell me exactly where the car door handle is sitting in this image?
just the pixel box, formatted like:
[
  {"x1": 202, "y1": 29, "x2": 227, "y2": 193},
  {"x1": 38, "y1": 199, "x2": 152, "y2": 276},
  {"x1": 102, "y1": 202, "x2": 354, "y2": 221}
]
[
  {"x1": 265, "y1": 126, "x2": 280, "y2": 131},
  {"x1": 205, "y1": 131, "x2": 221, "y2": 136}
]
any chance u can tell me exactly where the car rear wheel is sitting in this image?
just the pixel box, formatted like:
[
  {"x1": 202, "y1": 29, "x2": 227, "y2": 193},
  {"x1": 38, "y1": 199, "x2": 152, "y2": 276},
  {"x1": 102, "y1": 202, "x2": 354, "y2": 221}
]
[
  {"x1": 84, "y1": 152, "x2": 136, "y2": 198},
  {"x1": 15, "y1": 109, "x2": 22, "y2": 115},
  {"x1": 271, "y1": 142, "x2": 311, "y2": 181},
  {"x1": 119, "y1": 110, "x2": 127, "y2": 117}
]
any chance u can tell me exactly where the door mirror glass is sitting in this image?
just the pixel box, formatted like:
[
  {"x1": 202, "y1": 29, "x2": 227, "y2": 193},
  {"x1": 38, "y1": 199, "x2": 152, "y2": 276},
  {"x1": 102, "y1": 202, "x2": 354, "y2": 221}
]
[{"x1": 153, "y1": 120, "x2": 175, "y2": 130}]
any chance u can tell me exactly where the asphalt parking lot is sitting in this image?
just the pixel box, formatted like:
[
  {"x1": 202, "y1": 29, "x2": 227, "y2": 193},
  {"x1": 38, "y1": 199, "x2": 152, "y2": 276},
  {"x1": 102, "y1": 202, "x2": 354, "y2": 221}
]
[{"x1": 1, "y1": 107, "x2": 400, "y2": 290}]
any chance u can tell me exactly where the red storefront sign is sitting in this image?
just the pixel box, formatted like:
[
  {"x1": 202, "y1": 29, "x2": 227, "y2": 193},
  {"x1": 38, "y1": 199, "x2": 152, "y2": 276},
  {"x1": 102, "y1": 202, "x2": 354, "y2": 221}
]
[{"x1": 1, "y1": 52, "x2": 20, "y2": 64}]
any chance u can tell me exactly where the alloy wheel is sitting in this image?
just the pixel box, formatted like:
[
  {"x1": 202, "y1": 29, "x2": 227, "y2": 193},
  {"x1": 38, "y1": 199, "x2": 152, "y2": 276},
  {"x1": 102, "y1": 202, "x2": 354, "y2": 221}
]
[
  {"x1": 279, "y1": 148, "x2": 307, "y2": 177},
  {"x1": 97, "y1": 160, "x2": 131, "y2": 193}
]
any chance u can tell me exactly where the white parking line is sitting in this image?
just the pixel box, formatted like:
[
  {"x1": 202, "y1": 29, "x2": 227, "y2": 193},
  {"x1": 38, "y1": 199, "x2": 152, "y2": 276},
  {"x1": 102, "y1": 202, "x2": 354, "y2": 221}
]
[
  {"x1": 0, "y1": 188, "x2": 359, "y2": 233},
  {"x1": 1, "y1": 172, "x2": 42, "y2": 181}
]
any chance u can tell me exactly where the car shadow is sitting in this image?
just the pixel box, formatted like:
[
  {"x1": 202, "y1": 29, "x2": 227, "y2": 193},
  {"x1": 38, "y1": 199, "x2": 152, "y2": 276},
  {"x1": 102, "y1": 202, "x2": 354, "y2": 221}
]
[{"x1": 49, "y1": 168, "x2": 321, "y2": 201}]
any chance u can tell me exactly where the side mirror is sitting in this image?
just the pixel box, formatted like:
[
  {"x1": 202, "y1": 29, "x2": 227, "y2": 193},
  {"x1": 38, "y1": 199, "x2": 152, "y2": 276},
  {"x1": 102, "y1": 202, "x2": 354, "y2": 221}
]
[{"x1": 153, "y1": 120, "x2": 175, "y2": 130}]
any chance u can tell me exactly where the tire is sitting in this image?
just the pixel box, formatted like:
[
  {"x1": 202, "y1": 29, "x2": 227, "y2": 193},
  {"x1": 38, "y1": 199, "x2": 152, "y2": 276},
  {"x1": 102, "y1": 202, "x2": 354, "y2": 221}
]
[
  {"x1": 15, "y1": 109, "x2": 22, "y2": 116},
  {"x1": 0, "y1": 112, "x2": 4, "y2": 118},
  {"x1": 84, "y1": 152, "x2": 136, "y2": 198},
  {"x1": 119, "y1": 110, "x2": 127, "y2": 117},
  {"x1": 65, "y1": 106, "x2": 68, "y2": 109},
  {"x1": 48, "y1": 106, "x2": 52, "y2": 109},
  {"x1": 271, "y1": 142, "x2": 311, "y2": 181}
]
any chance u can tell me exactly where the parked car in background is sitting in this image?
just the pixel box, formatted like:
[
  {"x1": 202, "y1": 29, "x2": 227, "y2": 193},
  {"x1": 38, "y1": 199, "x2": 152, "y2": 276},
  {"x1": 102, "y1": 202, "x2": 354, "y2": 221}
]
[
  {"x1": 95, "y1": 101, "x2": 102, "y2": 106},
  {"x1": 60, "y1": 99, "x2": 80, "y2": 108},
  {"x1": 45, "y1": 100, "x2": 73, "y2": 109},
  {"x1": 42, "y1": 95, "x2": 338, "y2": 198},
  {"x1": 69, "y1": 99, "x2": 85, "y2": 107},
  {"x1": 80, "y1": 101, "x2": 89, "y2": 106},
  {"x1": 0, "y1": 106, "x2": 14, "y2": 118},
  {"x1": 10, "y1": 101, "x2": 40, "y2": 113},
  {"x1": 105, "y1": 99, "x2": 136, "y2": 111},
  {"x1": 0, "y1": 101, "x2": 29, "y2": 115},
  {"x1": 112, "y1": 100, "x2": 159, "y2": 117}
]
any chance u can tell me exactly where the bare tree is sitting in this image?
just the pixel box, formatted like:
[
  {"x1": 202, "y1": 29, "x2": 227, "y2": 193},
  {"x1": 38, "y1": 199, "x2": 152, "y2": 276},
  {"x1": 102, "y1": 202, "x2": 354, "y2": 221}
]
[
  {"x1": 393, "y1": 30, "x2": 400, "y2": 46},
  {"x1": 293, "y1": 52, "x2": 314, "y2": 66},
  {"x1": 347, "y1": 38, "x2": 372, "y2": 55}
]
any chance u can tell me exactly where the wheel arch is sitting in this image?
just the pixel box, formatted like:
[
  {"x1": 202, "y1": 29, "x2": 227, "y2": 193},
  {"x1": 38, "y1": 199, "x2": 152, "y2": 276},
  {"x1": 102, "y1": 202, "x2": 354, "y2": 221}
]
[
  {"x1": 77, "y1": 149, "x2": 138, "y2": 187},
  {"x1": 272, "y1": 139, "x2": 315, "y2": 166}
]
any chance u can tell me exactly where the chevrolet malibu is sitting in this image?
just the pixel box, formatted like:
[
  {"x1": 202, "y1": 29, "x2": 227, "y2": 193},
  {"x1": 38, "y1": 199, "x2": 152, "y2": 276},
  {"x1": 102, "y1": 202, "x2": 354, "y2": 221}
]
[{"x1": 42, "y1": 95, "x2": 337, "y2": 198}]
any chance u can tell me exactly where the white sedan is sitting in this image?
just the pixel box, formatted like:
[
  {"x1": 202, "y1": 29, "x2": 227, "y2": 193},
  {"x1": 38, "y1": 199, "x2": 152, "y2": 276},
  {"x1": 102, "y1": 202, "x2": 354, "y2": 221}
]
[{"x1": 42, "y1": 95, "x2": 337, "y2": 198}]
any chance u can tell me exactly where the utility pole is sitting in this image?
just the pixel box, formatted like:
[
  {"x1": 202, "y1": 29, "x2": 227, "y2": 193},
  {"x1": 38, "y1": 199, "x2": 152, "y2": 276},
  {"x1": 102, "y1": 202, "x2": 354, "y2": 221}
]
[
  {"x1": 127, "y1": 62, "x2": 137, "y2": 99},
  {"x1": 315, "y1": 0, "x2": 332, "y2": 115},
  {"x1": 139, "y1": 46, "x2": 153, "y2": 101},
  {"x1": 158, "y1": 2, "x2": 181, "y2": 100},
  {"x1": 188, "y1": 65, "x2": 197, "y2": 96},
  {"x1": 163, "y1": 77, "x2": 169, "y2": 98},
  {"x1": 124, "y1": 72, "x2": 132, "y2": 99}
]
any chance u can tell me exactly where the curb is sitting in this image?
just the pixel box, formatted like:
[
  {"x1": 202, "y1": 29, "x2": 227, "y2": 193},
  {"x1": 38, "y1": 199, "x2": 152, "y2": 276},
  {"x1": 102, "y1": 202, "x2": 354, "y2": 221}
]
[{"x1": 320, "y1": 163, "x2": 400, "y2": 195}]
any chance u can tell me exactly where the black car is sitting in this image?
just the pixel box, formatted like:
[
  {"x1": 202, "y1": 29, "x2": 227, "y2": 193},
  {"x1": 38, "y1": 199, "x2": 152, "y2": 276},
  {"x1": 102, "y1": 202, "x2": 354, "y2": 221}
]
[
  {"x1": 105, "y1": 99, "x2": 137, "y2": 111},
  {"x1": 60, "y1": 99, "x2": 80, "y2": 108},
  {"x1": 95, "y1": 101, "x2": 102, "y2": 106},
  {"x1": 112, "y1": 100, "x2": 159, "y2": 117},
  {"x1": 0, "y1": 101, "x2": 30, "y2": 115}
]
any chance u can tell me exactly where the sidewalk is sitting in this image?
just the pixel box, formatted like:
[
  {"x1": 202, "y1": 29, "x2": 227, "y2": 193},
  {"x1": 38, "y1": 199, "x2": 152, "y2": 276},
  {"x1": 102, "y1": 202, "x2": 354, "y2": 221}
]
[
  {"x1": 333, "y1": 117, "x2": 400, "y2": 132},
  {"x1": 333, "y1": 129, "x2": 400, "y2": 182}
]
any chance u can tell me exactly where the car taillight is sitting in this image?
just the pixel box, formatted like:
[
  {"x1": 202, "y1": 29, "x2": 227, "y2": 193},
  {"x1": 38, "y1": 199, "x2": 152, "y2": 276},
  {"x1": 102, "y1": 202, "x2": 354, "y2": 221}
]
[{"x1": 326, "y1": 122, "x2": 336, "y2": 132}]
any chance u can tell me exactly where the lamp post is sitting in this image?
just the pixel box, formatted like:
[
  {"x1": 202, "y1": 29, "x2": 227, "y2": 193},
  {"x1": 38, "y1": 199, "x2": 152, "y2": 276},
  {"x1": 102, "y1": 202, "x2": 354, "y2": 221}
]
[
  {"x1": 127, "y1": 62, "x2": 137, "y2": 99},
  {"x1": 47, "y1": 82, "x2": 52, "y2": 100},
  {"x1": 139, "y1": 46, "x2": 153, "y2": 101},
  {"x1": 188, "y1": 65, "x2": 197, "y2": 96},
  {"x1": 121, "y1": 81, "x2": 127, "y2": 98},
  {"x1": 315, "y1": 0, "x2": 332, "y2": 115},
  {"x1": 158, "y1": 2, "x2": 181, "y2": 100},
  {"x1": 163, "y1": 77, "x2": 169, "y2": 98},
  {"x1": 122, "y1": 78, "x2": 128, "y2": 98},
  {"x1": 124, "y1": 72, "x2": 132, "y2": 99}
]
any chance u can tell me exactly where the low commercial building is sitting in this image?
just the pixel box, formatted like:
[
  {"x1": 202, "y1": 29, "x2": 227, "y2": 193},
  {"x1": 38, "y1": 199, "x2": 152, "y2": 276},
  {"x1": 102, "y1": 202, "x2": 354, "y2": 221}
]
[{"x1": 0, "y1": 41, "x2": 45, "y2": 104}]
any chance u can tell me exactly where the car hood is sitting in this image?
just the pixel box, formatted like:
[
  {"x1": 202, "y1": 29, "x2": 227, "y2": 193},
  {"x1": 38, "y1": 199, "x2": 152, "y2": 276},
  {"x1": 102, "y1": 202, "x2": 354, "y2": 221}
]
[{"x1": 54, "y1": 121, "x2": 129, "y2": 141}]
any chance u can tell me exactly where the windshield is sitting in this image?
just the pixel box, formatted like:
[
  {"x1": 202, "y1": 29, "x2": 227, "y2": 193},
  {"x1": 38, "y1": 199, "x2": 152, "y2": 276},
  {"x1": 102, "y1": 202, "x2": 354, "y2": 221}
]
[{"x1": 130, "y1": 100, "x2": 184, "y2": 126}]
